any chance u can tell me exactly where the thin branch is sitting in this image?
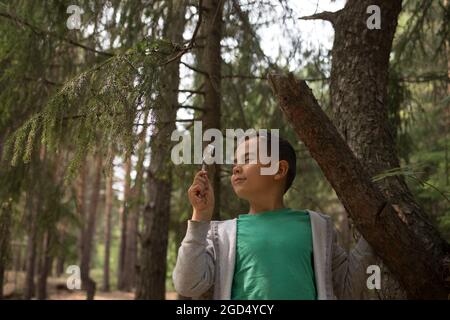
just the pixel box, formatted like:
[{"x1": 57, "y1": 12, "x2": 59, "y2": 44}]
[
  {"x1": 222, "y1": 74, "x2": 327, "y2": 82},
  {"x1": 180, "y1": 61, "x2": 209, "y2": 76},
  {"x1": 24, "y1": 76, "x2": 61, "y2": 86},
  {"x1": 175, "y1": 89, "x2": 205, "y2": 95},
  {"x1": 162, "y1": 0, "x2": 204, "y2": 65},
  {"x1": 177, "y1": 105, "x2": 205, "y2": 112},
  {"x1": 133, "y1": 118, "x2": 202, "y2": 126},
  {"x1": 0, "y1": 11, "x2": 114, "y2": 57},
  {"x1": 298, "y1": 10, "x2": 340, "y2": 24}
]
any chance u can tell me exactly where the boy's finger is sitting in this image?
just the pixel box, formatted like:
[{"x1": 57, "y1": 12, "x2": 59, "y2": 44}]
[
  {"x1": 195, "y1": 170, "x2": 207, "y2": 179},
  {"x1": 191, "y1": 184, "x2": 206, "y2": 195}
]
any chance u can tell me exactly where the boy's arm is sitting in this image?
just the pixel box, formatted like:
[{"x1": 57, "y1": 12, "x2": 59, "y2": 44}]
[
  {"x1": 172, "y1": 219, "x2": 216, "y2": 298},
  {"x1": 331, "y1": 228, "x2": 377, "y2": 299}
]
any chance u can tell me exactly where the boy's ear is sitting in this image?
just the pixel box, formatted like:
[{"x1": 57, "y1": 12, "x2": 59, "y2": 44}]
[{"x1": 274, "y1": 160, "x2": 289, "y2": 180}]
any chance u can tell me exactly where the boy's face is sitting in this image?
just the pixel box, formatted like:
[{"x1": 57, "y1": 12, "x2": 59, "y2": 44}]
[{"x1": 231, "y1": 137, "x2": 284, "y2": 200}]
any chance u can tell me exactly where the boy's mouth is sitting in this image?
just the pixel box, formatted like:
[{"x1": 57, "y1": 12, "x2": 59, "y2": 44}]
[{"x1": 232, "y1": 176, "x2": 246, "y2": 184}]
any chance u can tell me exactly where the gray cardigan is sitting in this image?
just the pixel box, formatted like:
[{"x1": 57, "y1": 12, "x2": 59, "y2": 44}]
[{"x1": 172, "y1": 210, "x2": 376, "y2": 300}]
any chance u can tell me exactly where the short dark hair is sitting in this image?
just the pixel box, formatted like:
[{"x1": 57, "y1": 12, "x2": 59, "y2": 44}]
[{"x1": 242, "y1": 132, "x2": 297, "y2": 194}]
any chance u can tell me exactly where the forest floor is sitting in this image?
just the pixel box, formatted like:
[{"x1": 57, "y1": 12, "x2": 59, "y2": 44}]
[{"x1": 3, "y1": 271, "x2": 178, "y2": 300}]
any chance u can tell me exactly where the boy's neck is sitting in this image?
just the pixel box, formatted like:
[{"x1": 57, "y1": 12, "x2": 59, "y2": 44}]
[{"x1": 248, "y1": 198, "x2": 286, "y2": 215}]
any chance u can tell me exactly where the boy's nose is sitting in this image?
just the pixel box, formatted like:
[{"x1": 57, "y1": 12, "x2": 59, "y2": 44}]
[{"x1": 232, "y1": 165, "x2": 242, "y2": 175}]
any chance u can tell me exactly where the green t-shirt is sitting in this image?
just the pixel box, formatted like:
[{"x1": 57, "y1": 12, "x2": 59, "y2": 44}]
[{"x1": 231, "y1": 207, "x2": 317, "y2": 300}]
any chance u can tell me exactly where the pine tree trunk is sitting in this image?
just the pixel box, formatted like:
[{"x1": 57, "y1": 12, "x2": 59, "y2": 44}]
[
  {"x1": 37, "y1": 231, "x2": 52, "y2": 300},
  {"x1": 76, "y1": 163, "x2": 87, "y2": 272},
  {"x1": 268, "y1": 72, "x2": 450, "y2": 299},
  {"x1": 445, "y1": 0, "x2": 450, "y2": 188},
  {"x1": 323, "y1": 0, "x2": 450, "y2": 299},
  {"x1": 56, "y1": 255, "x2": 64, "y2": 277},
  {"x1": 55, "y1": 232, "x2": 65, "y2": 277},
  {"x1": 118, "y1": 155, "x2": 131, "y2": 290},
  {"x1": 136, "y1": 1, "x2": 187, "y2": 300},
  {"x1": 199, "y1": 0, "x2": 224, "y2": 221},
  {"x1": 24, "y1": 195, "x2": 38, "y2": 300},
  {"x1": 80, "y1": 154, "x2": 102, "y2": 300},
  {"x1": 122, "y1": 127, "x2": 148, "y2": 292},
  {"x1": 0, "y1": 201, "x2": 12, "y2": 300},
  {"x1": 102, "y1": 166, "x2": 114, "y2": 292}
]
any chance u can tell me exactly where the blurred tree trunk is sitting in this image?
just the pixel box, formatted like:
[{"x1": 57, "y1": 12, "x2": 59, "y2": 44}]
[
  {"x1": 445, "y1": 0, "x2": 450, "y2": 187},
  {"x1": 24, "y1": 195, "x2": 38, "y2": 300},
  {"x1": 118, "y1": 154, "x2": 131, "y2": 290},
  {"x1": 55, "y1": 234, "x2": 65, "y2": 277},
  {"x1": 37, "y1": 231, "x2": 52, "y2": 299},
  {"x1": 122, "y1": 113, "x2": 149, "y2": 292},
  {"x1": 199, "y1": 0, "x2": 224, "y2": 221},
  {"x1": 0, "y1": 201, "x2": 12, "y2": 300},
  {"x1": 80, "y1": 154, "x2": 102, "y2": 300},
  {"x1": 136, "y1": 0, "x2": 187, "y2": 300},
  {"x1": 102, "y1": 164, "x2": 114, "y2": 292},
  {"x1": 56, "y1": 257, "x2": 64, "y2": 277}
]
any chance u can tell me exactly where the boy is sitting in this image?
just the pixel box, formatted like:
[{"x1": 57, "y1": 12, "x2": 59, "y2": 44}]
[{"x1": 172, "y1": 133, "x2": 375, "y2": 300}]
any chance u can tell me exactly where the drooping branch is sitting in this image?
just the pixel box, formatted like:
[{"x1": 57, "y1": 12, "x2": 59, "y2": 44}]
[{"x1": 268, "y1": 72, "x2": 450, "y2": 299}]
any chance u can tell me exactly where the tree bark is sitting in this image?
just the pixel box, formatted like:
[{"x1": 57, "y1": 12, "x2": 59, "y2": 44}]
[
  {"x1": 199, "y1": 0, "x2": 224, "y2": 221},
  {"x1": 55, "y1": 254, "x2": 64, "y2": 277},
  {"x1": 118, "y1": 154, "x2": 131, "y2": 290},
  {"x1": 136, "y1": 0, "x2": 187, "y2": 300},
  {"x1": 24, "y1": 195, "x2": 38, "y2": 300},
  {"x1": 316, "y1": 0, "x2": 448, "y2": 299},
  {"x1": 268, "y1": 73, "x2": 450, "y2": 299},
  {"x1": 0, "y1": 201, "x2": 12, "y2": 300},
  {"x1": 37, "y1": 231, "x2": 52, "y2": 299},
  {"x1": 80, "y1": 154, "x2": 102, "y2": 300},
  {"x1": 102, "y1": 165, "x2": 114, "y2": 292},
  {"x1": 122, "y1": 116, "x2": 148, "y2": 292}
]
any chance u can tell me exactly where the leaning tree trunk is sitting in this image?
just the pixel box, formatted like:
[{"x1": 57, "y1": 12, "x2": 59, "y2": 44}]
[
  {"x1": 198, "y1": 0, "x2": 223, "y2": 221},
  {"x1": 309, "y1": 0, "x2": 448, "y2": 299},
  {"x1": 268, "y1": 72, "x2": 450, "y2": 299},
  {"x1": 136, "y1": 1, "x2": 187, "y2": 300}
]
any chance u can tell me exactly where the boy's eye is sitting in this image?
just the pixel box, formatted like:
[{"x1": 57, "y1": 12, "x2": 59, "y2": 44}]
[
  {"x1": 234, "y1": 153, "x2": 252, "y2": 165},
  {"x1": 234, "y1": 156, "x2": 250, "y2": 164}
]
